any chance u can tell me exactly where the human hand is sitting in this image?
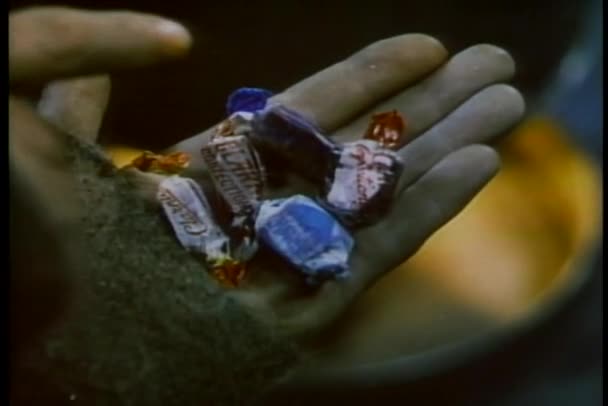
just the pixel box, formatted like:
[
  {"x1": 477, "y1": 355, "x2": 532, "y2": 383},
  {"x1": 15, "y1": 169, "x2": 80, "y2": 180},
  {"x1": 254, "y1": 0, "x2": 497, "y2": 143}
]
[
  {"x1": 9, "y1": 6, "x2": 524, "y2": 350},
  {"x1": 9, "y1": 8, "x2": 524, "y2": 404},
  {"x1": 169, "y1": 35, "x2": 525, "y2": 342}
]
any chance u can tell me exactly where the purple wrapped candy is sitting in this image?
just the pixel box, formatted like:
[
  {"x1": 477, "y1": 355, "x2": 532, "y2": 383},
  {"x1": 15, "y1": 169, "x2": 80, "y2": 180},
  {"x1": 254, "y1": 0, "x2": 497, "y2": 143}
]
[
  {"x1": 250, "y1": 104, "x2": 341, "y2": 183},
  {"x1": 226, "y1": 87, "x2": 274, "y2": 115},
  {"x1": 322, "y1": 140, "x2": 403, "y2": 227},
  {"x1": 255, "y1": 195, "x2": 354, "y2": 285}
]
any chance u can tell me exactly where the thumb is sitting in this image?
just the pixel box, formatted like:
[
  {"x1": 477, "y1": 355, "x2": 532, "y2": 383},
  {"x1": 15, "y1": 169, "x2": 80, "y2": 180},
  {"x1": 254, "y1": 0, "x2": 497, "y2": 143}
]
[{"x1": 10, "y1": 7, "x2": 192, "y2": 86}]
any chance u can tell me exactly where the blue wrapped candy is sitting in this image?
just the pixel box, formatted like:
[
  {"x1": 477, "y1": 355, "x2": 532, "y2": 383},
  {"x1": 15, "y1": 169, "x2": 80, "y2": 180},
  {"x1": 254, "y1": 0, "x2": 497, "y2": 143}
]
[
  {"x1": 226, "y1": 87, "x2": 274, "y2": 115},
  {"x1": 255, "y1": 195, "x2": 354, "y2": 285}
]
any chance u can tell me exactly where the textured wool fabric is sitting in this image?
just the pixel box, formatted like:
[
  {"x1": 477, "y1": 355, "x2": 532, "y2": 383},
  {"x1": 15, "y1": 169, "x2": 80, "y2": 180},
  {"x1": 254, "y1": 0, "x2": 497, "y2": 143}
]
[{"x1": 12, "y1": 137, "x2": 301, "y2": 406}]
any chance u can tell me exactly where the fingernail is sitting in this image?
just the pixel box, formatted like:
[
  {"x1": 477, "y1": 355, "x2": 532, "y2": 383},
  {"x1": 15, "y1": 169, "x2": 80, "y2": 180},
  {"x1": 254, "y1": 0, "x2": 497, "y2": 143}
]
[{"x1": 156, "y1": 20, "x2": 192, "y2": 56}]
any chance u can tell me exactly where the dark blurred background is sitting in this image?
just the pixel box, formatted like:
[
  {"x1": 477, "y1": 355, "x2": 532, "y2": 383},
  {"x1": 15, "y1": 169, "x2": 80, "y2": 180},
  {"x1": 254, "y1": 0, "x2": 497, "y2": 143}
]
[{"x1": 9, "y1": 0, "x2": 602, "y2": 404}]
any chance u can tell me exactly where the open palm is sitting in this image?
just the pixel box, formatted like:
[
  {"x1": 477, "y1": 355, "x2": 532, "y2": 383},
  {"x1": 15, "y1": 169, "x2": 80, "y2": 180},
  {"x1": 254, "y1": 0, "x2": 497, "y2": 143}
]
[{"x1": 169, "y1": 35, "x2": 524, "y2": 339}]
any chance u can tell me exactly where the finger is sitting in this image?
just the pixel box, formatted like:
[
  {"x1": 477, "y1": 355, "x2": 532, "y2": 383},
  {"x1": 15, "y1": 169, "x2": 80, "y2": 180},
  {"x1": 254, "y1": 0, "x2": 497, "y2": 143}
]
[
  {"x1": 272, "y1": 34, "x2": 447, "y2": 131},
  {"x1": 332, "y1": 44, "x2": 516, "y2": 142},
  {"x1": 10, "y1": 7, "x2": 192, "y2": 85},
  {"x1": 37, "y1": 75, "x2": 111, "y2": 143},
  {"x1": 168, "y1": 34, "x2": 447, "y2": 158},
  {"x1": 395, "y1": 84, "x2": 524, "y2": 191},
  {"x1": 357, "y1": 144, "x2": 500, "y2": 286}
]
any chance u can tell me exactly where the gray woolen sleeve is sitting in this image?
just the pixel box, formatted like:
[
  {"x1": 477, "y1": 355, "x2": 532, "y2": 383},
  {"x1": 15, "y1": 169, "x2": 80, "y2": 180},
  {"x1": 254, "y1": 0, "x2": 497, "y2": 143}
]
[{"x1": 12, "y1": 138, "x2": 301, "y2": 406}]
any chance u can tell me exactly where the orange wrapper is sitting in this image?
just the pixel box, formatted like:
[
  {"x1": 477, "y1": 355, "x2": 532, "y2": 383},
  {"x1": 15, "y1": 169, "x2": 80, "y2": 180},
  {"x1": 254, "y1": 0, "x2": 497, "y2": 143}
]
[
  {"x1": 129, "y1": 151, "x2": 190, "y2": 174},
  {"x1": 364, "y1": 110, "x2": 408, "y2": 150}
]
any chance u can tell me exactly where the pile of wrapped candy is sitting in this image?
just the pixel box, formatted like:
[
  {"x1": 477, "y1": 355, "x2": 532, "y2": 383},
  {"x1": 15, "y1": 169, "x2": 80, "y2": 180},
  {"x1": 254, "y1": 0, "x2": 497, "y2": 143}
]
[{"x1": 132, "y1": 88, "x2": 408, "y2": 287}]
